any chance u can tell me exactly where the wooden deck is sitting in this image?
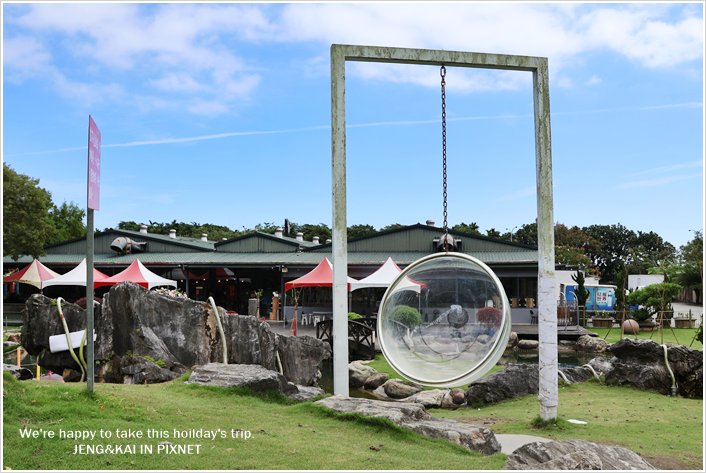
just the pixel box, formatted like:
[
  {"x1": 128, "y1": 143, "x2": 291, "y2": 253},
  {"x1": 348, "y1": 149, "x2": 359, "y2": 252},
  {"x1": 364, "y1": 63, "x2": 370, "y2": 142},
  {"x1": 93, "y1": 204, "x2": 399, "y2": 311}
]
[{"x1": 511, "y1": 323, "x2": 599, "y2": 340}]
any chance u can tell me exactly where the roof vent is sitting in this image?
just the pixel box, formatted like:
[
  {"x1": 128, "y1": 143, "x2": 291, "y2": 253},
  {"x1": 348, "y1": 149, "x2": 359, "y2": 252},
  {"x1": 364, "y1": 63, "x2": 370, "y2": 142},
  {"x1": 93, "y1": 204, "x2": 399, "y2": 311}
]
[
  {"x1": 275, "y1": 227, "x2": 283, "y2": 238},
  {"x1": 426, "y1": 220, "x2": 435, "y2": 227},
  {"x1": 325, "y1": 238, "x2": 332, "y2": 244},
  {"x1": 312, "y1": 236, "x2": 320, "y2": 245},
  {"x1": 139, "y1": 224, "x2": 148, "y2": 234},
  {"x1": 201, "y1": 233, "x2": 208, "y2": 242},
  {"x1": 296, "y1": 232, "x2": 304, "y2": 242},
  {"x1": 222, "y1": 238, "x2": 227, "y2": 241},
  {"x1": 169, "y1": 229, "x2": 176, "y2": 239}
]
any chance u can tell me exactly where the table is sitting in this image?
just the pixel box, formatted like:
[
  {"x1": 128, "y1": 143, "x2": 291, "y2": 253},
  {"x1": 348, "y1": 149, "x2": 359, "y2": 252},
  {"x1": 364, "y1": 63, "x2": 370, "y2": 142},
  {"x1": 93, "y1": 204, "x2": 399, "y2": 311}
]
[{"x1": 312, "y1": 312, "x2": 333, "y2": 325}]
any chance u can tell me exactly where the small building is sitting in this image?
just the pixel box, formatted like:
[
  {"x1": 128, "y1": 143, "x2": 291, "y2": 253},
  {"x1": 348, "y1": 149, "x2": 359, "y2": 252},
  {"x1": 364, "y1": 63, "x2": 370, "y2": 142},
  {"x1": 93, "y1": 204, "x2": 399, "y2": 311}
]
[
  {"x1": 628, "y1": 274, "x2": 664, "y2": 292},
  {"x1": 3, "y1": 222, "x2": 543, "y2": 323}
]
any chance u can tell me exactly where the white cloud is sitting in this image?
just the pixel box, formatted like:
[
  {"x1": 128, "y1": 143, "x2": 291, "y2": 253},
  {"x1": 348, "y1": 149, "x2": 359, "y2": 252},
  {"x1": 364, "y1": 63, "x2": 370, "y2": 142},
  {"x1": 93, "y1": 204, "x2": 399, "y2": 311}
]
[
  {"x1": 613, "y1": 174, "x2": 700, "y2": 190},
  {"x1": 625, "y1": 160, "x2": 703, "y2": 178},
  {"x1": 150, "y1": 72, "x2": 204, "y2": 92},
  {"x1": 586, "y1": 75, "x2": 602, "y2": 85},
  {"x1": 2, "y1": 35, "x2": 52, "y2": 83},
  {"x1": 557, "y1": 77, "x2": 575, "y2": 89}
]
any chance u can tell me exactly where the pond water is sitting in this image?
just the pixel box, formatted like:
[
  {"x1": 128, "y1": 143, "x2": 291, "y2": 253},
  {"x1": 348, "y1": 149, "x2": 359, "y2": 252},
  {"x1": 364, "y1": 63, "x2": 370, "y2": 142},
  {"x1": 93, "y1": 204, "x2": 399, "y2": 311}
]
[{"x1": 318, "y1": 349, "x2": 601, "y2": 398}]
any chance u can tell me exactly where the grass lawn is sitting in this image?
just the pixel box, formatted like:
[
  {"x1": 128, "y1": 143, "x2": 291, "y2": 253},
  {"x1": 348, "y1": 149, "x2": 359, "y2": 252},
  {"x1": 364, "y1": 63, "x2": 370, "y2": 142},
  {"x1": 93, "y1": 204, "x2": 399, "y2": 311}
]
[
  {"x1": 2, "y1": 370, "x2": 506, "y2": 470},
  {"x1": 587, "y1": 327, "x2": 702, "y2": 350}
]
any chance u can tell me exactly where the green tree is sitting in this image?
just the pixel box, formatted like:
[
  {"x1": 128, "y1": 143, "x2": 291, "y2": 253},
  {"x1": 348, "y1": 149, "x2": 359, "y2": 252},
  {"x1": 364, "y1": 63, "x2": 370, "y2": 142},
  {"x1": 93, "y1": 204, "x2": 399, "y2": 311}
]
[
  {"x1": 451, "y1": 222, "x2": 481, "y2": 235},
  {"x1": 298, "y1": 223, "x2": 331, "y2": 242},
  {"x1": 380, "y1": 223, "x2": 403, "y2": 231},
  {"x1": 554, "y1": 223, "x2": 602, "y2": 273},
  {"x1": 47, "y1": 201, "x2": 86, "y2": 244},
  {"x1": 675, "y1": 230, "x2": 703, "y2": 301},
  {"x1": 485, "y1": 228, "x2": 502, "y2": 239},
  {"x1": 513, "y1": 222, "x2": 537, "y2": 246},
  {"x1": 626, "y1": 282, "x2": 682, "y2": 320},
  {"x1": 3, "y1": 163, "x2": 55, "y2": 260},
  {"x1": 347, "y1": 224, "x2": 377, "y2": 239}
]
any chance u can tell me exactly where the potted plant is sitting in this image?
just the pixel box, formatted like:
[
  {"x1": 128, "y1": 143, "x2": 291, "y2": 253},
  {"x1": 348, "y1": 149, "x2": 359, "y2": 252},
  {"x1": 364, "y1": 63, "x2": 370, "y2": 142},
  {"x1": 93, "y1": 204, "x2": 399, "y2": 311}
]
[
  {"x1": 674, "y1": 310, "x2": 696, "y2": 328},
  {"x1": 591, "y1": 310, "x2": 614, "y2": 328}
]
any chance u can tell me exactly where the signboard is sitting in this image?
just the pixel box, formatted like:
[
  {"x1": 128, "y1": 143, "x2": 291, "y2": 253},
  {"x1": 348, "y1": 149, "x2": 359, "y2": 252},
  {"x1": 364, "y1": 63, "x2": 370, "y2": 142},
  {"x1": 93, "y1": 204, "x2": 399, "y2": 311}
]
[
  {"x1": 87, "y1": 116, "x2": 101, "y2": 210},
  {"x1": 566, "y1": 286, "x2": 615, "y2": 311}
]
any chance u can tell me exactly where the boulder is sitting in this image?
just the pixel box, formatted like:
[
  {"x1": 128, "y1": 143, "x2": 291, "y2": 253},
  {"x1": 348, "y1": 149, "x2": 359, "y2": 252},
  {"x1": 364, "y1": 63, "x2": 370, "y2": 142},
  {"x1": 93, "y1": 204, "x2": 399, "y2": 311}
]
[
  {"x1": 586, "y1": 357, "x2": 614, "y2": 378},
  {"x1": 383, "y1": 379, "x2": 424, "y2": 399},
  {"x1": 364, "y1": 372, "x2": 389, "y2": 390},
  {"x1": 120, "y1": 356, "x2": 180, "y2": 385},
  {"x1": 315, "y1": 396, "x2": 500, "y2": 456},
  {"x1": 466, "y1": 364, "x2": 539, "y2": 405},
  {"x1": 476, "y1": 335, "x2": 490, "y2": 344},
  {"x1": 3, "y1": 341, "x2": 19, "y2": 348},
  {"x1": 605, "y1": 338, "x2": 703, "y2": 398},
  {"x1": 558, "y1": 340, "x2": 576, "y2": 350},
  {"x1": 3, "y1": 363, "x2": 33, "y2": 381},
  {"x1": 506, "y1": 332, "x2": 519, "y2": 349},
  {"x1": 576, "y1": 335, "x2": 607, "y2": 353},
  {"x1": 21, "y1": 283, "x2": 330, "y2": 387},
  {"x1": 517, "y1": 339, "x2": 539, "y2": 350},
  {"x1": 287, "y1": 385, "x2": 325, "y2": 402},
  {"x1": 504, "y1": 439, "x2": 655, "y2": 470},
  {"x1": 6, "y1": 333, "x2": 21, "y2": 344},
  {"x1": 349, "y1": 362, "x2": 377, "y2": 388},
  {"x1": 185, "y1": 363, "x2": 297, "y2": 396},
  {"x1": 557, "y1": 367, "x2": 594, "y2": 384},
  {"x1": 441, "y1": 388, "x2": 467, "y2": 408},
  {"x1": 62, "y1": 369, "x2": 83, "y2": 383},
  {"x1": 403, "y1": 389, "x2": 446, "y2": 408}
]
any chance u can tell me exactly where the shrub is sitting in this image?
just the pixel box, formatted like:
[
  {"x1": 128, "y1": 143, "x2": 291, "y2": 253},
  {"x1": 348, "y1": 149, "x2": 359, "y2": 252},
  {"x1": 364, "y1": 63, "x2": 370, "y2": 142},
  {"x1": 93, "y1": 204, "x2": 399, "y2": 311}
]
[
  {"x1": 630, "y1": 307, "x2": 652, "y2": 322},
  {"x1": 348, "y1": 312, "x2": 362, "y2": 321},
  {"x1": 389, "y1": 305, "x2": 422, "y2": 328},
  {"x1": 476, "y1": 307, "x2": 502, "y2": 327}
]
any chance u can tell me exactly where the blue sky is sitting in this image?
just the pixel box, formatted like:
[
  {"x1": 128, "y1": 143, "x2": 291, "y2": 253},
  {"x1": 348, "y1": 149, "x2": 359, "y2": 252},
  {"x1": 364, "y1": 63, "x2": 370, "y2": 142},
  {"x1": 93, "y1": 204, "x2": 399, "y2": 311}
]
[{"x1": 2, "y1": 2, "x2": 704, "y2": 249}]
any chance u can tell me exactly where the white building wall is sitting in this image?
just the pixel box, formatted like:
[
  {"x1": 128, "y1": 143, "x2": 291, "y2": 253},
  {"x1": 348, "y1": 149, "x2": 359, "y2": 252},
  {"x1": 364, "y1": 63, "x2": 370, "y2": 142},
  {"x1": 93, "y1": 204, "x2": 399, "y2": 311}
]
[{"x1": 628, "y1": 274, "x2": 664, "y2": 292}]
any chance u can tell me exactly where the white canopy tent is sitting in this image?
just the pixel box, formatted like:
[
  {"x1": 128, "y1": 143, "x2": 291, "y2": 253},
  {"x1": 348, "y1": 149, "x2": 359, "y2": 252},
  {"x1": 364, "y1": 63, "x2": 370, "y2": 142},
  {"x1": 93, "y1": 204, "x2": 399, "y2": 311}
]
[
  {"x1": 349, "y1": 257, "x2": 424, "y2": 293},
  {"x1": 42, "y1": 258, "x2": 109, "y2": 288}
]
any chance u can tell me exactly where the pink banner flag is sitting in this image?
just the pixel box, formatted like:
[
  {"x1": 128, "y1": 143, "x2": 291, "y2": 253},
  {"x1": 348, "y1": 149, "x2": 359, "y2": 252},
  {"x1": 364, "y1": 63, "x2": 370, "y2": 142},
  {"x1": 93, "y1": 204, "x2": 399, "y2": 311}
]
[{"x1": 87, "y1": 116, "x2": 101, "y2": 210}]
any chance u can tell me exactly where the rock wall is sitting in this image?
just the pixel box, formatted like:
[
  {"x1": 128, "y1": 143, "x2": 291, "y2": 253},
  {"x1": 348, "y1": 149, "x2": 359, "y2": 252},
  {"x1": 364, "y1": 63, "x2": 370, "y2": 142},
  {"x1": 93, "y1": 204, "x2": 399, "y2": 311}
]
[{"x1": 20, "y1": 282, "x2": 330, "y2": 386}]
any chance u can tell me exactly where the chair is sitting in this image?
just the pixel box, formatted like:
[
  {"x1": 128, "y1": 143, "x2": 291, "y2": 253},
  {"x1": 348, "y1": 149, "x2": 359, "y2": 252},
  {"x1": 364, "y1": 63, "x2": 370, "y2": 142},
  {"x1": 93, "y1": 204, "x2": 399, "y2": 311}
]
[
  {"x1": 530, "y1": 310, "x2": 538, "y2": 325},
  {"x1": 300, "y1": 313, "x2": 310, "y2": 326}
]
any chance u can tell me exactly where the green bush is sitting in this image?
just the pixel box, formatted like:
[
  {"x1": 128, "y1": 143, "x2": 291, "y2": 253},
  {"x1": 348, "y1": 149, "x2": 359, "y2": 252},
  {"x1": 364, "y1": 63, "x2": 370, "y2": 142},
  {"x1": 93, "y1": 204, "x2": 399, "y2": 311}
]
[
  {"x1": 389, "y1": 305, "x2": 422, "y2": 328},
  {"x1": 348, "y1": 312, "x2": 362, "y2": 321}
]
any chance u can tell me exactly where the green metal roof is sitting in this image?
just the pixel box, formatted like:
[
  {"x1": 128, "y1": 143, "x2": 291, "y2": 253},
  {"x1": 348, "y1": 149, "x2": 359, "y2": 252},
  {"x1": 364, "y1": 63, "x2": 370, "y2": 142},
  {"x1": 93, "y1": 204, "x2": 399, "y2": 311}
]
[{"x1": 4, "y1": 250, "x2": 537, "y2": 268}]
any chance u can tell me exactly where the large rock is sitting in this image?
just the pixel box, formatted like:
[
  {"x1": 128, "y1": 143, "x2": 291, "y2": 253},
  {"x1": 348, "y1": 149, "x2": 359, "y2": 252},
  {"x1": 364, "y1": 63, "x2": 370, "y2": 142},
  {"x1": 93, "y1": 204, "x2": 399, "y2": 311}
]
[
  {"x1": 349, "y1": 362, "x2": 377, "y2": 388},
  {"x1": 576, "y1": 335, "x2": 607, "y2": 353},
  {"x1": 315, "y1": 396, "x2": 500, "y2": 456},
  {"x1": 383, "y1": 379, "x2": 424, "y2": 399},
  {"x1": 605, "y1": 338, "x2": 703, "y2": 398},
  {"x1": 3, "y1": 364, "x2": 33, "y2": 381},
  {"x1": 504, "y1": 439, "x2": 655, "y2": 470},
  {"x1": 441, "y1": 388, "x2": 467, "y2": 408},
  {"x1": 186, "y1": 363, "x2": 297, "y2": 395},
  {"x1": 364, "y1": 372, "x2": 389, "y2": 390},
  {"x1": 120, "y1": 356, "x2": 180, "y2": 385},
  {"x1": 506, "y1": 332, "x2": 519, "y2": 349},
  {"x1": 403, "y1": 389, "x2": 446, "y2": 408},
  {"x1": 557, "y1": 367, "x2": 594, "y2": 384},
  {"x1": 517, "y1": 339, "x2": 539, "y2": 350},
  {"x1": 466, "y1": 364, "x2": 539, "y2": 405},
  {"x1": 22, "y1": 283, "x2": 330, "y2": 387}
]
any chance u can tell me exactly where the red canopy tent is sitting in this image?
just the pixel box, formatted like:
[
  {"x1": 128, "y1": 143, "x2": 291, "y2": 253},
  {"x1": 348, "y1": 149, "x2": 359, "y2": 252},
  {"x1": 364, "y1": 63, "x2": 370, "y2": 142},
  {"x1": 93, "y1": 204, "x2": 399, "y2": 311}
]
[
  {"x1": 94, "y1": 259, "x2": 177, "y2": 289},
  {"x1": 285, "y1": 257, "x2": 357, "y2": 292},
  {"x1": 3, "y1": 259, "x2": 60, "y2": 289}
]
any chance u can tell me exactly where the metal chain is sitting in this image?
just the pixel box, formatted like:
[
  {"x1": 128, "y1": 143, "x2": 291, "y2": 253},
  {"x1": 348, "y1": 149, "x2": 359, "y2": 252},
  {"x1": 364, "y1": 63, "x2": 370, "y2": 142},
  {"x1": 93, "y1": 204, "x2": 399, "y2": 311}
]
[{"x1": 441, "y1": 65, "x2": 449, "y2": 250}]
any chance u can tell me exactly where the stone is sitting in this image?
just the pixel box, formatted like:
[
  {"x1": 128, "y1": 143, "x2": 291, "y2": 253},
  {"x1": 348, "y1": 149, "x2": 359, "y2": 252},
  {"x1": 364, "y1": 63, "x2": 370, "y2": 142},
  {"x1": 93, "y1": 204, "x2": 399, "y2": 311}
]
[
  {"x1": 349, "y1": 362, "x2": 377, "y2": 388},
  {"x1": 586, "y1": 357, "x2": 614, "y2": 378},
  {"x1": 62, "y1": 368, "x2": 83, "y2": 383},
  {"x1": 517, "y1": 339, "x2": 539, "y2": 350},
  {"x1": 605, "y1": 338, "x2": 703, "y2": 398},
  {"x1": 441, "y1": 388, "x2": 467, "y2": 408},
  {"x1": 286, "y1": 385, "x2": 325, "y2": 402},
  {"x1": 3, "y1": 363, "x2": 33, "y2": 381},
  {"x1": 364, "y1": 372, "x2": 389, "y2": 390},
  {"x1": 466, "y1": 364, "x2": 539, "y2": 406},
  {"x1": 504, "y1": 439, "x2": 655, "y2": 470},
  {"x1": 557, "y1": 367, "x2": 593, "y2": 384},
  {"x1": 383, "y1": 379, "x2": 424, "y2": 399},
  {"x1": 6, "y1": 333, "x2": 21, "y2": 343},
  {"x1": 623, "y1": 319, "x2": 640, "y2": 335},
  {"x1": 185, "y1": 363, "x2": 297, "y2": 396},
  {"x1": 22, "y1": 283, "x2": 330, "y2": 387},
  {"x1": 315, "y1": 396, "x2": 500, "y2": 456},
  {"x1": 506, "y1": 332, "x2": 519, "y2": 349},
  {"x1": 558, "y1": 340, "x2": 576, "y2": 350},
  {"x1": 120, "y1": 357, "x2": 180, "y2": 385},
  {"x1": 576, "y1": 334, "x2": 607, "y2": 352},
  {"x1": 3, "y1": 341, "x2": 19, "y2": 347},
  {"x1": 476, "y1": 335, "x2": 490, "y2": 344},
  {"x1": 403, "y1": 389, "x2": 446, "y2": 408}
]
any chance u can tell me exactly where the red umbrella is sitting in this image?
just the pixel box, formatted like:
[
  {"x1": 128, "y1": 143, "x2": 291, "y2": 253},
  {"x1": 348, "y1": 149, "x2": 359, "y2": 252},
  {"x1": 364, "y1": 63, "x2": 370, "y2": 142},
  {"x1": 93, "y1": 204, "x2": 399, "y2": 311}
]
[
  {"x1": 94, "y1": 259, "x2": 177, "y2": 289},
  {"x1": 284, "y1": 258, "x2": 357, "y2": 292},
  {"x1": 3, "y1": 259, "x2": 60, "y2": 289}
]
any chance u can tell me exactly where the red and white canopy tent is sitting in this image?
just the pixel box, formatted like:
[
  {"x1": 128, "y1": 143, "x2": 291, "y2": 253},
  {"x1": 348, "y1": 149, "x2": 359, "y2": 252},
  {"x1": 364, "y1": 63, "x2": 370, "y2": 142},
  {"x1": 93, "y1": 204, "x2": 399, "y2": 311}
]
[
  {"x1": 285, "y1": 257, "x2": 357, "y2": 292},
  {"x1": 3, "y1": 259, "x2": 60, "y2": 289},
  {"x1": 94, "y1": 259, "x2": 177, "y2": 289},
  {"x1": 348, "y1": 257, "x2": 426, "y2": 293},
  {"x1": 42, "y1": 258, "x2": 110, "y2": 288}
]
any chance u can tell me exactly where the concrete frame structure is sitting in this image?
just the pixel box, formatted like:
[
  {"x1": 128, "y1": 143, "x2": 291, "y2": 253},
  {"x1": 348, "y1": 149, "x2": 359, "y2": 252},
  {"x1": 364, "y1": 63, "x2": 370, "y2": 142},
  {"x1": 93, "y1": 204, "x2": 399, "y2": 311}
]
[{"x1": 330, "y1": 44, "x2": 557, "y2": 419}]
